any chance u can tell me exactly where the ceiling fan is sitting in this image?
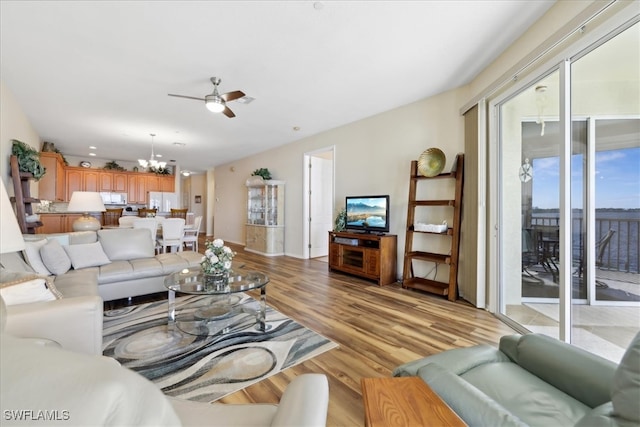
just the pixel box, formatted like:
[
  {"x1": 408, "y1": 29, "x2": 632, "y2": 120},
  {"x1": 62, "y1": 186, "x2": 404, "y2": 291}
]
[{"x1": 168, "y1": 77, "x2": 246, "y2": 118}]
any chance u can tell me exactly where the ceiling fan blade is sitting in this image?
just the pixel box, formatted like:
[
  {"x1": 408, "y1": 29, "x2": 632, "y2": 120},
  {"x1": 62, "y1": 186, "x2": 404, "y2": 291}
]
[
  {"x1": 222, "y1": 106, "x2": 236, "y2": 118},
  {"x1": 221, "y1": 91, "x2": 245, "y2": 102},
  {"x1": 168, "y1": 94, "x2": 206, "y2": 101}
]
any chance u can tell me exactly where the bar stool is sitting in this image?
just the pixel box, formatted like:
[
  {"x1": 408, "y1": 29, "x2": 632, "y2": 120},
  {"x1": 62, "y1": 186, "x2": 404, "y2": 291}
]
[{"x1": 170, "y1": 208, "x2": 188, "y2": 220}]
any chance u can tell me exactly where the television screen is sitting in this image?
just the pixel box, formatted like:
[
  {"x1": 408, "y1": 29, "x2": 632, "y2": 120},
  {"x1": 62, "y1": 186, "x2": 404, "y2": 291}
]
[{"x1": 345, "y1": 195, "x2": 390, "y2": 233}]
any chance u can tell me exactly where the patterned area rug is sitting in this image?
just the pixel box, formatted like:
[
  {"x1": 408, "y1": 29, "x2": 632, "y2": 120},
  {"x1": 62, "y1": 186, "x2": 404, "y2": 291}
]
[{"x1": 103, "y1": 294, "x2": 337, "y2": 402}]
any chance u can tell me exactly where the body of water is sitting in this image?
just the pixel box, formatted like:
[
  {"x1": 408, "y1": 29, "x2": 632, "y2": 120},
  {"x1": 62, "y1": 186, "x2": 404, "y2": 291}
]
[{"x1": 531, "y1": 210, "x2": 639, "y2": 273}]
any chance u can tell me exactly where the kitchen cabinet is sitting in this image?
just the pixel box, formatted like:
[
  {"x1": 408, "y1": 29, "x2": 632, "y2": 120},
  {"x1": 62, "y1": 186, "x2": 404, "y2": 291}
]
[
  {"x1": 83, "y1": 170, "x2": 99, "y2": 191},
  {"x1": 146, "y1": 175, "x2": 160, "y2": 192},
  {"x1": 127, "y1": 174, "x2": 148, "y2": 204},
  {"x1": 38, "y1": 152, "x2": 66, "y2": 202},
  {"x1": 65, "y1": 169, "x2": 83, "y2": 200},
  {"x1": 37, "y1": 213, "x2": 86, "y2": 234},
  {"x1": 62, "y1": 167, "x2": 173, "y2": 203},
  {"x1": 160, "y1": 176, "x2": 175, "y2": 192},
  {"x1": 99, "y1": 172, "x2": 113, "y2": 191},
  {"x1": 113, "y1": 173, "x2": 127, "y2": 192}
]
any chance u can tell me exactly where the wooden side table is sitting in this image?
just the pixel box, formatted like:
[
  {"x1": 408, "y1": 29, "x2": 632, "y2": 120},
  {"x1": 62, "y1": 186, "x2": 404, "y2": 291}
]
[{"x1": 361, "y1": 377, "x2": 466, "y2": 427}]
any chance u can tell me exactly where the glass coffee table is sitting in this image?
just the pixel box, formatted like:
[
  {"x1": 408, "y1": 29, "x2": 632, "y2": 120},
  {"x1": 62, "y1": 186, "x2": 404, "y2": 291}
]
[{"x1": 164, "y1": 267, "x2": 270, "y2": 336}]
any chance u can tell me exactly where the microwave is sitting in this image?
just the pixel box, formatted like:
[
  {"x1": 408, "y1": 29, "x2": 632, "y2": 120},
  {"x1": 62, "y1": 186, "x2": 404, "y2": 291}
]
[{"x1": 100, "y1": 192, "x2": 127, "y2": 205}]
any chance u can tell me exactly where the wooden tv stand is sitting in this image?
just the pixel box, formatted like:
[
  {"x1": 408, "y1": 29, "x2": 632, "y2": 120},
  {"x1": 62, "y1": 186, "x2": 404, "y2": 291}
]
[{"x1": 328, "y1": 231, "x2": 397, "y2": 286}]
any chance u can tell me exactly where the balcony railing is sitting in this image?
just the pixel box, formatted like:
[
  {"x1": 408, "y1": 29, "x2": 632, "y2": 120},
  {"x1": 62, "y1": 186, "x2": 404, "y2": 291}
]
[{"x1": 531, "y1": 213, "x2": 639, "y2": 274}]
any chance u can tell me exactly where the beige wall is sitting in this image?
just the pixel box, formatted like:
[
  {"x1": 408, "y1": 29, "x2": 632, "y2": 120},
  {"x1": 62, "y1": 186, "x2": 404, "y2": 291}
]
[
  {"x1": 1, "y1": 81, "x2": 41, "y2": 197},
  {"x1": 213, "y1": 88, "x2": 467, "y2": 271}
]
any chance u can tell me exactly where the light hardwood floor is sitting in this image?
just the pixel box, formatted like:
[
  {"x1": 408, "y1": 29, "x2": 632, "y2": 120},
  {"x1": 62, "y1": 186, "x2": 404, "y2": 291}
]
[
  {"x1": 218, "y1": 243, "x2": 516, "y2": 426},
  {"x1": 109, "y1": 239, "x2": 516, "y2": 426}
]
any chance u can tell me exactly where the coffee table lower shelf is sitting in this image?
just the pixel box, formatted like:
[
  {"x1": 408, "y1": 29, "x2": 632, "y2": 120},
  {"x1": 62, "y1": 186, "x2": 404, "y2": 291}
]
[{"x1": 361, "y1": 377, "x2": 466, "y2": 427}]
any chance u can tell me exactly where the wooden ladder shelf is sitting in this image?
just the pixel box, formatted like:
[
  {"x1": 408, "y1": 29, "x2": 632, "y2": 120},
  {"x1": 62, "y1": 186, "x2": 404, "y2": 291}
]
[
  {"x1": 9, "y1": 155, "x2": 43, "y2": 234},
  {"x1": 402, "y1": 153, "x2": 464, "y2": 301}
]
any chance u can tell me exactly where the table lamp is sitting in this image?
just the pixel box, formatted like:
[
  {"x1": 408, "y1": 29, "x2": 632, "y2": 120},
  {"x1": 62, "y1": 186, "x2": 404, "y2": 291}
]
[
  {"x1": 67, "y1": 191, "x2": 106, "y2": 231},
  {"x1": 1, "y1": 179, "x2": 26, "y2": 254}
]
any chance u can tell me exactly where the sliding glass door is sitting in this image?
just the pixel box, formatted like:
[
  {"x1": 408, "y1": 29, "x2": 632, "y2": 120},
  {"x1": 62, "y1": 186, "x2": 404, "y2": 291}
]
[{"x1": 497, "y1": 22, "x2": 639, "y2": 362}]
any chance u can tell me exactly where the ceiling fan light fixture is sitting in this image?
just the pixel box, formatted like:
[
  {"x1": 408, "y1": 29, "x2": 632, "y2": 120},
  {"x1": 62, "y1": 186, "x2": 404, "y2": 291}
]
[{"x1": 205, "y1": 95, "x2": 226, "y2": 113}]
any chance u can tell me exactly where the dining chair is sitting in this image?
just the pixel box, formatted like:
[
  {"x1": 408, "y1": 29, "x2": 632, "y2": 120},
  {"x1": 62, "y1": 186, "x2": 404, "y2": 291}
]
[
  {"x1": 132, "y1": 218, "x2": 160, "y2": 252},
  {"x1": 182, "y1": 215, "x2": 202, "y2": 252},
  {"x1": 138, "y1": 208, "x2": 157, "y2": 218},
  {"x1": 118, "y1": 216, "x2": 137, "y2": 228},
  {"x1": 170, "y1": 208, "x2": 188, "y2": 220},
  {"x1": 157, "y1": 218, "x2": 185, "y2": 253},
  {"x1": 102, "y1": 208, "x2": 123, "y2": 227}
]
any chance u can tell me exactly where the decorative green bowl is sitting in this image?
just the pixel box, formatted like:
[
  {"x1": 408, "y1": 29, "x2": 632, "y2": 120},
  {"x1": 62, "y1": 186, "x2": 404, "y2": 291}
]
[{"x1": 417, "y1": 148, "x2": 446, "y2": 177}]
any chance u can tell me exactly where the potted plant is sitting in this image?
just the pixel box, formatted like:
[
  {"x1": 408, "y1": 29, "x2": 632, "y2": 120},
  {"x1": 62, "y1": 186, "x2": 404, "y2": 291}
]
[
  {"x1": 252, "y1": 168, "x2": 272, "y2": 180},
  {"x1": 103, "y1": 160, "x2": 126, "y2": 171},
  {"x1": 11, "y1": 139, "x2": 46, "y2": 180}
]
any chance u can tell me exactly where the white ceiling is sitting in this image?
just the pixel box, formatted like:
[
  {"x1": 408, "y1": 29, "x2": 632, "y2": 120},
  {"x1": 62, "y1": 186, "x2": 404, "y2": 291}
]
[{"x1": 1, "y1": 1, "x2": 555, "y2": 174}]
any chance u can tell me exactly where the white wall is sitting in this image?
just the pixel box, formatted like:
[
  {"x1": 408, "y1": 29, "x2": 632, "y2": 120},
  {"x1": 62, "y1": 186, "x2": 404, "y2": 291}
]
[{"x1": 1, "y1": 81, "x2": 41, "y2": 197}]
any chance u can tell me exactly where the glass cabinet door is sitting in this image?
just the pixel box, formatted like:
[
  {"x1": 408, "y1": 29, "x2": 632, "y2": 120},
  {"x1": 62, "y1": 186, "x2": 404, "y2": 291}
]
[{"x1": 246, "y1": 178, "x2": 285, "y2": 227}]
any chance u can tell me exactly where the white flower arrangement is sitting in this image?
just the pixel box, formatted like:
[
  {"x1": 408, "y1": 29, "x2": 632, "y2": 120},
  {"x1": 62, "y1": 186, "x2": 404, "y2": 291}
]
[{"x1": 201, "y1": 239, "x2": 236, "y2": 274}]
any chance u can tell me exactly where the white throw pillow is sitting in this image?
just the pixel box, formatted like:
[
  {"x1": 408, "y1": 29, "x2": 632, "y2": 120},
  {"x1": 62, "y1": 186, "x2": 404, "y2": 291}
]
[
  {"x1": 23, "y1": 239, "x2": 52, "y2": 275},
  {"x1": 63, "y1": 242, "x2": 111, "y2": 270},
  {"x1": 39, "y1": 239, "x2": 72, "y2": 275},
  {"x1": 0, "y1": 275, "x2": 61, "y2": 306}
]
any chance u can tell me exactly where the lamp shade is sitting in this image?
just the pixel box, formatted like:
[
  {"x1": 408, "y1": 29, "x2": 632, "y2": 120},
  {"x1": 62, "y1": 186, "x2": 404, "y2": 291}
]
[
  {"x1": 67, "y1": 192, "x2": 106, "y2": 213},
  {"x1": 0, "y1": 179, "x2": 25, "y2": 253},
  {"x1": 67, "y1": 192, "x2": 105, "y2": 231}
]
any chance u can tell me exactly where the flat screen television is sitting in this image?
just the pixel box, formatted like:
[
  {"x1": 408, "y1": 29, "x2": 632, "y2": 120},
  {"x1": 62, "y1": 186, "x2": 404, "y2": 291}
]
[{"x1": 345, "y1": 195, "x2": 390, "y2": 234}]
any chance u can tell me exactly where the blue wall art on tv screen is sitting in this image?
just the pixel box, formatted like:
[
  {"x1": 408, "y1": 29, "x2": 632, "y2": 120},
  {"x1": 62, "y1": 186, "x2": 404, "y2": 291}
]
[{"x1": 345, "y1": 195, "x2": 390, "y2": 233}]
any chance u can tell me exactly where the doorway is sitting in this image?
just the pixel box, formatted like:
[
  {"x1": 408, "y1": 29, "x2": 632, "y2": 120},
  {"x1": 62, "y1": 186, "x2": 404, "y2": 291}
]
[{"x1": 303, "y1": 147, "x2": 335, "y2": 259}]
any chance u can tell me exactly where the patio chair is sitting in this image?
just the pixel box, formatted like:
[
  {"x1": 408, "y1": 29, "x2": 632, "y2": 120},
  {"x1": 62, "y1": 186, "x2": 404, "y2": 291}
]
[
  {"x1": 157, "y1": 218, "x2": 185, "y2": 253},
  {"x1": 522, "y1": 228, "x2": 543, "y2": 284},
  {"x1": 182, "y1": 215, "x2": 202, "y2": 252}
]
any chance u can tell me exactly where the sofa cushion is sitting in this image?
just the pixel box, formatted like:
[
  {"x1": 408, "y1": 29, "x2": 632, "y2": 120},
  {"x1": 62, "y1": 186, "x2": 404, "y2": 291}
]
[
  {"x1": 97, "y1": 259, "x2": 164, "y2": 284},
  {"x1": 611, "y1": 332, "x2": 640, "y2": 422},
  {"x1": 40, "y1": 239, "x2": 72, "y2": 275},
  {"x1": 98, "y1": 228, "x2": 154, "y2": 261},
  {"x1": 515, "y1": 333, "x2": 617, "y2": 408},
  {"x1": 392, "y1": 344, "x2": 510, "y2": 377},
  {"x1": 63, "y1": 242, "x2": 111, "y2": 270},
  {"x1": 417, "y1": 363, "x2": 527, "y2": 427},
  {"x1": 0, "y1": 252, "x2": 35, "y2": 274},
  {"x1": 68, "y1": 231, "x2": 98, "y2": 245},
  {"x1": 575, "y1": 402, "x2": 637, "y2": 427},
  {"x1": 53, "y1": 270, "x2": 100, "y2": 298},
  {"x1": 461, "y1": 361, "x2": 591, "y2": 426},
  {"x1": 45, "y1": 234, "x2": 70, "y2": 247},
  {"x1": 156, "y1": 252, "x2": 204, "y2": 273},
  {"x1": 23, "y1": 239, "x2": 51, "y2": 275}
]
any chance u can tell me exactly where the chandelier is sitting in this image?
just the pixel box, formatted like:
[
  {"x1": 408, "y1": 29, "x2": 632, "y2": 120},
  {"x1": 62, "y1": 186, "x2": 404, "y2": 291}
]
[{"x1": 138, "y1": 133, "x2": 166, "y2": 169}]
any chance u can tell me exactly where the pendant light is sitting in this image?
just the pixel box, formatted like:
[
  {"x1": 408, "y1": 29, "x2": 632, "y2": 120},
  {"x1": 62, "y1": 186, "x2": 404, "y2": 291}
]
[{"x1": 138, "y1": 133, "x2": 166, "y2": 169}]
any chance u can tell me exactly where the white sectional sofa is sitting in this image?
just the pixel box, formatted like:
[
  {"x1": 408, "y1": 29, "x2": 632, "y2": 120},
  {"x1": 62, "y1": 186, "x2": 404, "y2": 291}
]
[
  {"x1": 23, "y1": 228, "x2": 203, "y2": 301},
  {"x1": 0, "y1": 296, "x2": 331, "y2": 427},
  {"x1": 0, "y1": 228, "x2": 202, "y2": 354}
]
